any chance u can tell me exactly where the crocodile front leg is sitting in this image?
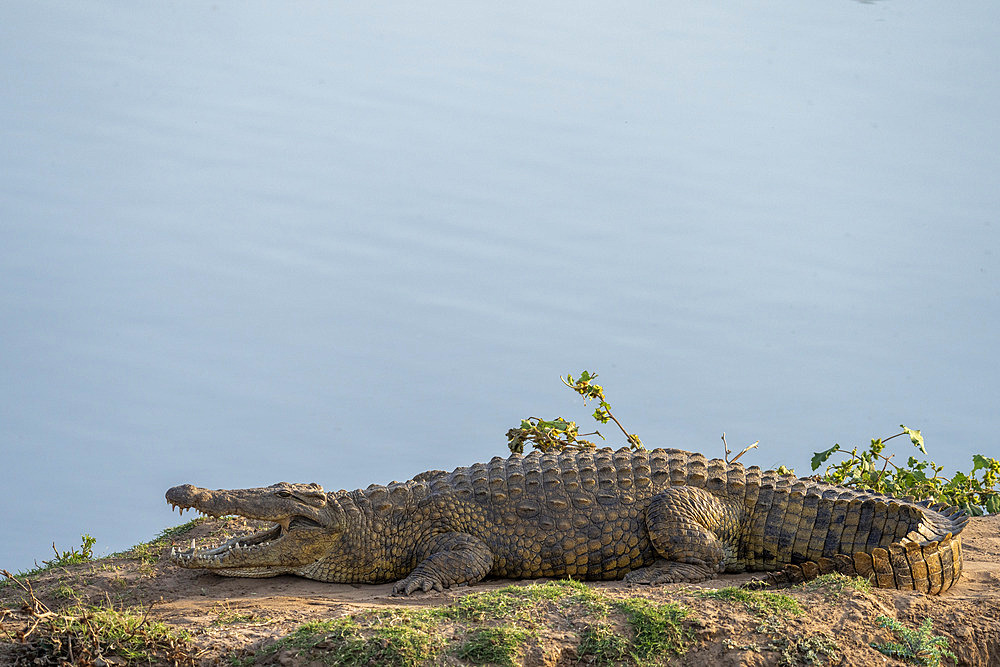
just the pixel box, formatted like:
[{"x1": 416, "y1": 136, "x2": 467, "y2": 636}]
[{"x1": 393, "y1": 532, "x2": 495, "y2": 595}]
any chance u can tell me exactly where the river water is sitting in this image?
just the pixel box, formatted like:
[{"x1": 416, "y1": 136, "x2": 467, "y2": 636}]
[{"x1": 1, "y1": 1, "x2": 998, "y2": 572}]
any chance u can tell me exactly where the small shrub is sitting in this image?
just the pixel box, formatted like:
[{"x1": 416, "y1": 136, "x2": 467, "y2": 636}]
[
  {"x1": 507, "y1": 370, "x2": 642, "y2": 453},
  {"x1": 872, "y1": 616, "x2": 956, "y2": 666}
]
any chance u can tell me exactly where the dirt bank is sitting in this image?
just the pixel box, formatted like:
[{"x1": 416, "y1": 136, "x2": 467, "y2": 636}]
[{"x1": 2, "y1": 514, "x2": 998, "y2": 665}]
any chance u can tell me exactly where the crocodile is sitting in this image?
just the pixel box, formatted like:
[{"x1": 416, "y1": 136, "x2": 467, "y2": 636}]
[{"x1": 165, "y1": 447, "x2": 968, "y2": 595}]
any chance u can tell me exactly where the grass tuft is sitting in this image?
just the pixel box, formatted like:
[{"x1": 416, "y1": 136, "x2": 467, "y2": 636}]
[
  {"x1": 615, "y1": 597, "x2": 692, "y2": 662},
  {"x1": 699, "y1": 586, "x2": 803, "y2": 617},
  {"x1": 578, "y1": 621, "x2": 631, "y2": 665},
  {"x1": 455, "y1": 625, "x2": 532, "y2": 667},
  {"x1": 799, "y1": 572, "x2": 874, "y2": 597}
]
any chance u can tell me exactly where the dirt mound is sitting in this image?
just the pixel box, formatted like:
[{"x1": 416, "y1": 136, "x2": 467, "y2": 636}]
[{"x1": 3, "y1": 514, "x2": 998, "y2": 665}]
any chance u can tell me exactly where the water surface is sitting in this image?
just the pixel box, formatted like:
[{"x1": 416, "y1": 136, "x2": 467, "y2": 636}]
[{"x1": 1, "y1": 1, "x2": 998, "y2": 572}]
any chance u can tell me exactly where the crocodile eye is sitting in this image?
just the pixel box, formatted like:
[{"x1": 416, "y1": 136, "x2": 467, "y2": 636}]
[{"x1": 276, "y1": 490, "x2": 292, "y2": 498}]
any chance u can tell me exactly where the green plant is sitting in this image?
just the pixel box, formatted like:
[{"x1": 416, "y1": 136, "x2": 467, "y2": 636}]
[
  {"x1": 454, "y1": 625, "x2": 532, "y2": 667},
  {"x1": 45, "y1": 534, "x2": 96, "y2": 568},
  {"x1": 615, "y1": 597, "x2": 692, "y2": 662},
  {"x1": 811, "y1": 426, "x2": 1000, "y2": 515},
  {"x1": 768, "y1": 633, "x2": 840, "y2": 665},
  {"x1": 2, "y1": 535, "x2": 100, "y2": 585},
  {"x1": 798, "y1": 572, "x2": 873, "y2": 598},
  {"x1": 699, "y1": 586, "x2": 802, "y2": 618},
  {"x1": 253, "y1": 613, "x2": 444, "y2": 667},
  {"x1": 871, "y1": 616, "x2": 956, "y2": 666},
  {"x1": 578, "y1": 621, "x2": 631, "y2": 665},
  {"x1": 507, "y1": 370, "x2": 642, "y2": 454}
]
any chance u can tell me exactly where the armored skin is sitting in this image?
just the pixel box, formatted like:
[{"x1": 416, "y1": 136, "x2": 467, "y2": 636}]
[{"x1": 165, "y1": 447, "x2": 968, "y2": 595}]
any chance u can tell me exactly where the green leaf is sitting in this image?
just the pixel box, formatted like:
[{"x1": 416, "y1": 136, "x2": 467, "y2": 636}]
[
  {"x1": 811, "y1": 444, "x2": 841, "y2": 471},
  {"x1": 986, "y1": 494, "x2": 1000, "y2": 515},
  {"x1": 972, "y1": 454, "x2": 994, "y2": 472},
  {"x1": 947, "y1": 471, "x2": 969, "y2": 489},
  {"x1": 901, "y1": 425, "x2": 926, "y2": 454}
]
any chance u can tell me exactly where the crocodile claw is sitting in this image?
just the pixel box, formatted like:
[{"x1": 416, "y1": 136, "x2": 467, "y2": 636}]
[{"x1": 393, "y1": 574, "x2": 445, "y2": 596}]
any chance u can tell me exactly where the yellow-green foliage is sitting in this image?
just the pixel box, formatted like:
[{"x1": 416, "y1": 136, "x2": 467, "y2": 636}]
[{"x1": 812, "y1": 426, "x2": 1000, "y2": 516}]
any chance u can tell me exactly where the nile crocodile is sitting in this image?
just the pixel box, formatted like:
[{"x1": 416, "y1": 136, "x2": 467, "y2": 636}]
[{"x1": 165, "y1": 447, "x2": 967, "y2": 595}]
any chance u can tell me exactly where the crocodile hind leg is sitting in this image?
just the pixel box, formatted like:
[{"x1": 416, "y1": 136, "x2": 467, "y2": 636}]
[
  {"x1": 625, "y1": 486, "x2": 738, "y2": 585},
  {"x1": 393, "y1": 532, "x2": 494, "y2": 595}
]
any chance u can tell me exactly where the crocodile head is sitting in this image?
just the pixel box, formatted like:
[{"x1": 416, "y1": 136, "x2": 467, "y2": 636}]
[{"x1": 165, "y1": 482, "x2": 340, "y2": 577}]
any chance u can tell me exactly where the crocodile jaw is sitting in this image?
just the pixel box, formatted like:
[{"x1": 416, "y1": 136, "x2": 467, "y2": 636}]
[
  {"x1": 165, "y1": 482, "x2": 333, "y2": 576},
  {"x1": 169, "y1": 524, "x2": 294, "y2": 576},
  {"x1": 168, "y1": 518, "x2": 341, "y2": 576}
]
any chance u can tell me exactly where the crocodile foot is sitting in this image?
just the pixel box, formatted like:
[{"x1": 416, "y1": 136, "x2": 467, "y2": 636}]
[
  {"x1": 393, "y1": 573, "x2": 445, "y2": 595},
  {"x1": 624, "y1": 559, "x2": 717, "y2": 585}
]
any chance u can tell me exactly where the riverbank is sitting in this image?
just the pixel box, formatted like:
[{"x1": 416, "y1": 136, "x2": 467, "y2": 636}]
[{"x1": 2, "y1": 514, "x2": 998, "y2": 665}]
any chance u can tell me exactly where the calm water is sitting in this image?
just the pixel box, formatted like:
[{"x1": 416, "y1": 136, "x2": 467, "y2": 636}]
[{"x1": 1, "y1": 1, "x2": 998, "y2": 573}]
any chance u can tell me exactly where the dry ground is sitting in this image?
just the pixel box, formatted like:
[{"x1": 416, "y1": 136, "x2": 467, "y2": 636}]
[{"x1": 2, "y1": 514, "x2": 998, "y2": 666}]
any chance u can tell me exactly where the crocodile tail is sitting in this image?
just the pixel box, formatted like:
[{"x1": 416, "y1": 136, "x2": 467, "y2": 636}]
[{"x1": 766, "y1": 499, "x2": 969, "y2": 594}]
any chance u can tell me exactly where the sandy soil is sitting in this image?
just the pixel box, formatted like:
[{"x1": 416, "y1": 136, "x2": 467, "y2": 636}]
[{"x1": 2, "y1": 514, "x2": 998, "y2": 666}]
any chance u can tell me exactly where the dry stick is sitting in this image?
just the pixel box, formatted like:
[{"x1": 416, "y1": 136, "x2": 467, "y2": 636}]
[
  {"x1": 1, "y1": 570, "x2": 51, "y2": 617},
  {"x1": 721, "y1": 433, "x2": 759, "y2": 465}
]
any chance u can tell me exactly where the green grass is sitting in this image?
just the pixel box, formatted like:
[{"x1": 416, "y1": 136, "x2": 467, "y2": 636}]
[
  {"x1": 699, "y1": 586, "x2": 803, "y2": 618},
  {"x1": 1, "y1": 535, "x2": 98, "y2": 584},
  {"x1": 578, "y1": 621, "x2": 632, "y2": 665},
  {"x1": 454, "y1": 625, "x2": 533, "y2": 667},
  {"x1": 615, "y1": 597, "x2": 692, "y2": 663},
  {"x1": 241, "y1": 580, "x2": 696, "y2": 666},
  {"x1": 249, "y1": 612, "x2": 445, "y2": 667},
  {"x1": 443, "y1": 578, "x2": 606, "y2": 623},
  {"x1": 798, "y1": 571, "x2": 874, "y2": 597}
]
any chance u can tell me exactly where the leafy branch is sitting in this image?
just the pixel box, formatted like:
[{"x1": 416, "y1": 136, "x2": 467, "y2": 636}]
[
  {"x1": 507, "y1": 371, "x2": 642, "y2": 454},
  {"x1": 811, "y1": 426, "x2": 1000, "y2": 516},
  {"x1": 505, "y1": 418, "x2": 603, "y2": 454},
  {"x1": 561, "y1": 371, "x2": 643, "y2": 450}
]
